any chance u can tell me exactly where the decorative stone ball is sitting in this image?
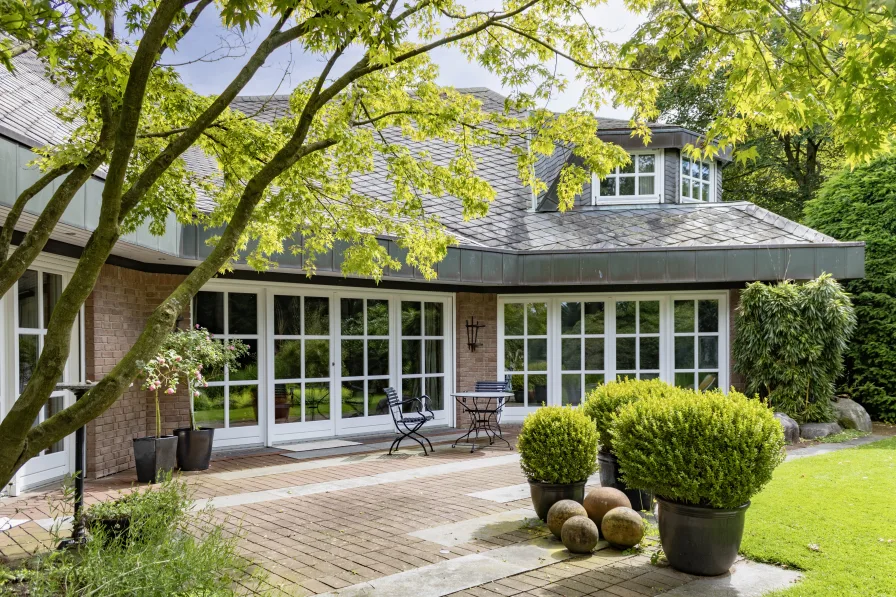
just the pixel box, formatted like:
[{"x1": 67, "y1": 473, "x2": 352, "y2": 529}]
[
  {"x1": 583, "y1": 487, "x2": 631, "y2": 530},
  {"x1": 547, "y1": 499, "x2": 588, "y2": 538},
  {"x1": 601, "y1": 507, "x2": 645, "y2": 549},
  {"x1": 561, "y1": 515, "x2": 599, "y2": 554}
]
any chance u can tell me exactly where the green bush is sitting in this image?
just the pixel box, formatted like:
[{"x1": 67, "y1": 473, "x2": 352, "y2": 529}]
[
  {"x1": 518, "y1": 405, "x2": 597, "y2": 484},
  {"x1": 611, "y1": 389, "x2": 785, "y2": 509},
  {"x1": 581, "y1": 378, "x2": 679, "y2": 453},
  {"x1": 804, "y1": 155, "x2": 896, "y2": 422},
  {"x1": 732, "y1": 274, "x2": 855, "y2": 423}
]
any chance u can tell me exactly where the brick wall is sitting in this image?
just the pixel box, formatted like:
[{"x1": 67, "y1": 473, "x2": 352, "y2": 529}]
[
  {"x1": 454, "y1": 292, "x2": 499, "y2": 425},
  {"x1": 84, "y1": 264, "x2": 187, "y2": 478},
  {"x1": 728, "y1": 288, "x2": 744, "y2": 391}
]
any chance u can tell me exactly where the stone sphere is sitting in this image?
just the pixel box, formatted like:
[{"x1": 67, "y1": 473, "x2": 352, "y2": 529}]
[
  {"x1": 601, "y1": 507, "x2": 645, "y2": 549},
  {"x1": 583, "y1": 487, "x2": 631, "y2": 530},
  {"x1": 561, "y1": 515, "x2": 599, "y2": 554},
  {"x1": 547, "y1": 499, "x2": 588, "y2": 538}
]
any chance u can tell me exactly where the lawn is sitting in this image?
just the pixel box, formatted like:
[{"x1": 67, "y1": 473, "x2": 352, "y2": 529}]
[{"x1": 741, "y1": 437, "x2": 896, "y2": 596}]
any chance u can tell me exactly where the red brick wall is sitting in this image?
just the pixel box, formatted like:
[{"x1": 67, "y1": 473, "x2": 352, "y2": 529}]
[
  {"x1": 728, "y1": 288, "x2": 744, "y2": 392},
  {"x1": 454, "y1": 292, "x2": 499, "y2": 425},
  {"x1": 84, "y1": 264, "x2": 188, "y2": 478}
]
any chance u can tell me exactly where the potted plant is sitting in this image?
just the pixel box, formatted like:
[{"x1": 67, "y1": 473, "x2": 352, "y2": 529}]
[
  {"x1": 582, "y1": 378, "x2": 674, "y2": 510},
  {"x1": 517, "y1": 405, "x2": 598, "y2": 520},
  {"x1": 612, "y1": 389, "x2": 785, "y2": 576}
]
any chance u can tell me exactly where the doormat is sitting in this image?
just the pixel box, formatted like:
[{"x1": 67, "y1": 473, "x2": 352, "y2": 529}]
[{"x1": 277, "y1": 439, "x2": 362, "y2": 452}]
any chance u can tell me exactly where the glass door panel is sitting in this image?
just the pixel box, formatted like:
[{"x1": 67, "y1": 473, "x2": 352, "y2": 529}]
[
  {"x1": 399, "y1": 301, "x2": 446, "y2": 414},
  {"x1": 614, "y1": 300, "x2": 661, "y2": 380},
  {"x1": 502, "y1": 302, "x2": 549, "y2": 408},
  {"x1": 673, "y1": 299, "x2": 720, "y2": 390},
  {"x1": 559, "y1": 301, "x2": 605, "y2": 405},
  {"x1": 339, "y1": 298, "x2": 391, "y2": 421}
]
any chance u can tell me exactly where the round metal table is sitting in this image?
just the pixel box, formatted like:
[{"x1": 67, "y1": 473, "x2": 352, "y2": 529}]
[{"x1": 451, "y1": 391, "x2": 514, "y2": 452}]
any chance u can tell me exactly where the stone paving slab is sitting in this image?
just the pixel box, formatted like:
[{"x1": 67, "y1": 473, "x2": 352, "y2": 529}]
[
  {"x1": 409, "y1": 508, "x2": 541, "y2": 547},
  {"x1": 662, "y1": 560, "x2": 801, "y2": 596}
]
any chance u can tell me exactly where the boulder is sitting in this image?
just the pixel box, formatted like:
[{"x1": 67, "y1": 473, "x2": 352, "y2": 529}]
[
  {"x1": 583, "y1": 487, "x2": 631, "y2": 531},
  {"x1": 560, "y1": 515, "x2": 600, "y2": 554},
  {"x1": 601, "y1": 507, "x2": 645, "y2": 549},
  {"x1": 833, "y1": 397, "x2": 873, "y2": 432},
  {"x1": 800, "y1": 422, "x2": 842, "y2": 440},
  {"x1": 774, "y1": 413, "x2": 800, "y2": 444},
  {"x1": 547, "y1": 500, "x2": 588, "y2": 538}
]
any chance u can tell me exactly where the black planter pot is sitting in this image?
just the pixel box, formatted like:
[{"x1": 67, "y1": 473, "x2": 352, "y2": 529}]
[
  {"x1": 598, "y1": 450, "x2": 654, "y2": 511},
  {"x1": 173, "y1": 427, "x2": 215, "y2": 471},
  {"x1": 528, "y1": 480, "x2": 586, "y2": 521},
  {"x1": 656, "y1": 497, "x2": 749, "y2": 576},
  {"x1": 133, "y1": 436, "x2": 178, "y2": 483}
]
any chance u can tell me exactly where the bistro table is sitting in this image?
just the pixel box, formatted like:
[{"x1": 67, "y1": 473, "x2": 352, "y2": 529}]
[{"x1": 451, "y1": 391, "x2": 514, "y2": 452}]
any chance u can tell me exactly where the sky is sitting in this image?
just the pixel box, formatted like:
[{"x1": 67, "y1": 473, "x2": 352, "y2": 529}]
[{"x1": 161, "y1": 0, "x2": 643, "y2": 120}]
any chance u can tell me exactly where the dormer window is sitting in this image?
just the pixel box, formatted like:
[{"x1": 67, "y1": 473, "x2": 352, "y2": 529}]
[
  {"x1": 592, "y1": 150, "x2": 663, "y2": 205},
  {"x1": 681, "y1": 156, "x2": 714, "y2": 202}
]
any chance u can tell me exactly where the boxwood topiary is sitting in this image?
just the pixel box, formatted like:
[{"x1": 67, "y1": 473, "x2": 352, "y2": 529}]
[
  {"x1": 611, "y1": 389, "x2": 785, "y2": 509},
  {"x1": 581, "y1": 378, "x2": 680, "y2": 453},
  {"x1": 518, "y1": 405, "x2": 598, "y2": 484}
]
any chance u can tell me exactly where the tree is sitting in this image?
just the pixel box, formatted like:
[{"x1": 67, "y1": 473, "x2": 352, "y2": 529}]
[{"x1": 804, "y1": 156, "x2": 896, "y2": 422}]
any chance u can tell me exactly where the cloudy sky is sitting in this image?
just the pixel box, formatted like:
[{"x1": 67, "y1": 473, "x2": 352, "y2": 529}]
[{"x1": 161, "y1": 1, "x2": 642, "y2": 119}]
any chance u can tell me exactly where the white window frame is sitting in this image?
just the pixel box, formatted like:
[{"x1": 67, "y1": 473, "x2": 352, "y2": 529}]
[
  {"x1": 592, "y1": 149, "x2": 664, "y2": 205},
  {"x1": 680, "y1": 155, "x2": 715, "y2": 203}
]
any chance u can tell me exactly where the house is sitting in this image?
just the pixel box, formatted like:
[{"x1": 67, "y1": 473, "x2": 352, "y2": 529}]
[{"x1": 0, "y1": 50, "x2": 864, "y2": 493}]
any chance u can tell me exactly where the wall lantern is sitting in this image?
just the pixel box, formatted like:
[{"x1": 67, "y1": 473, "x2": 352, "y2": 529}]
[{"x1": 465, "y1": 316, "x2": 485, "y2": 352}]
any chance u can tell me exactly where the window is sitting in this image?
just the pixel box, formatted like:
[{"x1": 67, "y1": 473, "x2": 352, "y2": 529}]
[
  {"x1": 192, "y1": 291, "x2": 260, "y2": 428},
  {"x1": 614, "y1": 300, "x2": 661, "y2": 381},
  {"x1": 503, "y1": 302, "x2": 549, "y2": 407},
  {"x1": 340, "y1": 298, "x2": 391, "y2": 418},
  {"x1": 673, "y1": 299, "x2": 720, "y2": 390},
  {"x1": 681, "y1": 156, "x2": 713, "y2": 202},
  {"x1": 400, "y1": 301, "x2": 446, "y2": 412},
  {"x1": 594, "y1": 151, "x2": 660, "y2": 204},
  {"x1": 560, "y1": 301, "x2": 605, "y2": 405}
]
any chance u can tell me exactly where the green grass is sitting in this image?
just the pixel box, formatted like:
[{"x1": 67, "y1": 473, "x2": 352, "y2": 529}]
[
  {"x1": 740, "y1": 437, "x2": 896, "y2": 596},
  {"x1": 813, "y1": 429, "x2": 871, "y2": 443}
]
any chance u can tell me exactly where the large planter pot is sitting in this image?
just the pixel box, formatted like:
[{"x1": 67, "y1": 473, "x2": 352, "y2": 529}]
[
  {"x1": 173, "y1": 427, "x2": 215, "y2": 471},
  {"x1": 133, "y1": 436, "x2": 178, "y2": 483},
  {"x1": 529, "y1": 480, "x2": 586, "y2": 521},
  {"x1": 598, "y1": 451, "x2": 654, "y2": 511},
  {"x1": 656, "y1": 497, "x2": 749, "y2": 576}
]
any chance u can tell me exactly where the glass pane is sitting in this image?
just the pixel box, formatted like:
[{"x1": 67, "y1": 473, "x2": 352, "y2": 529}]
[
  {"x1": 527, "y1": 338, "x2": 548, "y2": 371},
  {"x1": 508, "y1": 374, "x2": 526, "y2": 405},
  {"x1": 273, "y1": 295, "x2": 302, "y2": 335},
  {"x1": 527, "y1": 303, "x2": 548, "y2": 335},
  {"x1": 368, "y1": 339, "x2": 389, "y2": 376},
  {"x1": 229, "y1": 339, "x2": 258, "y2": 381},
  {"x1": 341, "y1": 382, "x2": 364, "y2": 418},
  {"x1": 194, "y1": 291, "x2": 223, "y2": 334},
  {"x1": 367, "y1": 380, "x2": 389, "y2": 416},
  {"x1": 505, "y1": 339, "x2": 524, "y2": 371},
  {"x1": 620, "y1": 158, "x2": 635, "y2": 174},
  {"x1": 306, "y1": 382, "x2": 330, "y2": 421},
  {"x1": 584, "y1": 374, "x2": 604, "y2": 394},
  {"x1": 425, "y1": 377, "x2": 444, "y2": 411},
  {"x1": 228, "y1": 293, "x2": 257, "y2": 335},
  {"x1": 675, "y1": 336, "x2": 695, "y2": 369},
  {"x1": 274, "y1": 339, "x2": 302, "y2": 380},
  {"x1": 640, "y1": 337, "x2": 660, "y2": 370},
  {"x1": 703, "y1": 182, "x2": 711, "y2": 201},
  {"x1": 681, "y1": 178, "x2": 690, "y2": 199},
  {"x1": 701, "y1": 162, "x2": 711, "y2": 181},
  {"x1": 194, "y1": 386, "x2": 225, "y2": 429},
  {"x1": 401, "y1": 301, "x2": 422, "y2": 336},
  {"x1": 560, "y1": 302, "x2": 582, "y2": 335},
  {"x1": 425, "y1": 302, "x2": 443, "y2": 336},
  {"x1": 675, "y1": 372, "x2": 695, "y2": 390},
  {"x1": 45, "y1": 396, "x2": 64, "y2": 453},
  {"x1": 402, "y1": 378, "x2": 422, "y2": 413},
  {"x1": 638, "y1": 175, "x2": 655, "y2": 195},
  {"x1": 698, "y1": 372, "x2": 719, "y2": 391},
  {"x1": 640, "y1": 372, "x2": 660, "y2": 380},
  {"x1": 402, "y1": 339, "x2": 421, "y2": 375},
  {"x1": 584, "y1": 302, "x2": 604, "y2": 334},
  {"x1": 304, "y1": 297, "x2": 329, "y2": 335},
  {"x1": 204, "y1": 341, "x2": 226, "y2": 382},
  {"x1": 274, "y1": 383, "x2": 301, "y2": 424},
  {"x1": 691, "y1": 160, "x2": 700, "y2": 178},
  {"x1": 682, "y1": 158, "x2": 690, "y2": 176},
  {"x1": 341, "y1": 339, "x2": 364, "y2": 377},
  {"x1": 528, "y1": 374, "x2": 548, "y2": 407},
  {"x1": 504, "y1": 303, "x2": 524, "y2": 335},
  {"x1": 699, "y1": 336, "x2": 719, "y2": 369},
  {"x1": 228, "y1": 385, "x2": 258, "y2": 427},
  {"x1": 616, "y1": 301, "x2": 636, "y2": 334},
  {"x1": 619, "y1": 176, "x2": 635, "y2": 196},
  {"x1": 561, "y1": 338, "x2": 581, "y2": 371},
  {"x1": 425, "y1": 339, "x2": 443, "y2": 374},
  {"x1": 640, "y1": 301, "x2": 660, "y2": 334},
  {"x1": 698, "y1": 300, "x2": 719, "y2": 332},
  {"x1": 341, "y1": 298, "x2": 364, "y2": 336},
  {"x1": 674, "y1": 300, "x2": 695, "y2": 333},
  {"x1": 42, "y1": 273, "x2": 62, "y2": 328},
  {"x1": 367, "y1": 299, "x2": 389, "y2": 336},
  {"x1": 562, "y1": 374, "x2": 582, "y2": 406},
  {"x1": 638, "y1": 154, "x2": 655, "y2": 173},
  {"x1": 17, "y1": 269, "x2": 39, "y2": 328},
  {"x1": 584, "y1": 338, "x2": 604, "y2": 371},
  {"x1": 599, "y1": 176, "x2": 616, "y2": 196},
  {"x1": 616, "y1": 337, "x2": 636, "y2": 371},
  {"x1": 304, "y1": 339, "x2": 329, "y2": 379},
  {"x1": 18, "y1": 334, "x2": 39, "y2": 393}
]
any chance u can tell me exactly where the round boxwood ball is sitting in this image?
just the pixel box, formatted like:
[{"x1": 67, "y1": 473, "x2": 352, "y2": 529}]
[
  {"x1": 601, "y1": 506, "x2": 645, "y2": 549},
  {"x1": 561, "y1": 515, "x2": 599, "y2": 554},
  {"x1": 583, "y1": 487, "x2": 631, "y2": 530},
  {"x1": 547, "y1": 499, "x2": 588, "y2": 538}
]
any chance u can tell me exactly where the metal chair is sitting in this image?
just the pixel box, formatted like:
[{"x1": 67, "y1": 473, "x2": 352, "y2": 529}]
[
  {"x1": 385, "y1": 387, "x2": 435, "y2": 456},
  {"x1": 473, "y1": 380, "x2": 511, "y2": 449}
]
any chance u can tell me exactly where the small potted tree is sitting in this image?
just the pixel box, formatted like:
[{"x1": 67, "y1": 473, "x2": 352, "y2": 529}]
[
  {"x1": 612, "y1": 389, "x2": 785, "y2": 576},
  {"x1": 518, "y1": 405, "x2": 598, "y2": 520}
]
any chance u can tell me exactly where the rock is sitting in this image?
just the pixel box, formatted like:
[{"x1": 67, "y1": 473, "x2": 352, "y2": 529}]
[
  {"x1": 601, "y1": 507, "x2": 645, "y2": 549},
  {"x1": 561, "y1": 515, "x2": 599, "y2": 554},
  {"x1": 583, "y1": 487, "x2": 631, "y2": 531},
  {"x1": 833, "y1": 397, "x2": 873, "y2": 432},
  {"x1": 800, "y1": 422, "x2": 843, "y2": 440},
  {"x1": 774, "y1": 413, "x2": 800, "y2": 444},
  {"x1": 547, "y1": 500, "x2": 588, "y2": 538}
]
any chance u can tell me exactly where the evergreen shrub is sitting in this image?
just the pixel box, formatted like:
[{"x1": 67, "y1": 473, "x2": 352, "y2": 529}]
[{"x1": 518, "y1": 405, "x2": 597, "y2": 484}]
